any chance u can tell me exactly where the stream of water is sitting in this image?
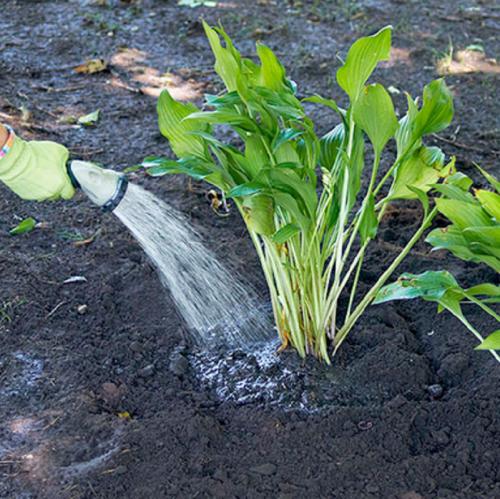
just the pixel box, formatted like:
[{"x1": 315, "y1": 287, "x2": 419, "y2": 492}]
[{"x1": 113, "y1": 183, "x2": 272, "y2": 347}]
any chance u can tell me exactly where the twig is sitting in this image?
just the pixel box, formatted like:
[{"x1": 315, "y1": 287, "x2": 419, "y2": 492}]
[
  {"x1": 110, "y1": 71, "x2": 143, "y2": 94},
  {"x1": 431, "y1": 133, "x2": 500, "y2": 156},
  {"x1": 30, "y1": 84, "x2": 87, "y2": 93},
  {"x1": 69, "y1": 148, "x2": 104, "y2": 157},
  {"x1": 46, "y1": 300, "x2": 66, "y2": 319}
]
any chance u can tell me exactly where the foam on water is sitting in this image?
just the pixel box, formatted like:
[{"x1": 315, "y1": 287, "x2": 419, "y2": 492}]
[{"x1": 114, "y1": 183, "x2": 272, "y2": 346}]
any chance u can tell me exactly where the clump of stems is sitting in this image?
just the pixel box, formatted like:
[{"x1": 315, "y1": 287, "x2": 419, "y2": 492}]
[{"x1": 145, "y1": 23, "x2": 455, "y2": 362}]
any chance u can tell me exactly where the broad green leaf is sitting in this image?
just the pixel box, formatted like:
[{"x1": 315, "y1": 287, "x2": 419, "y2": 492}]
[
  {"x1": 10, "y1": 217, "x2": 36, "y2": 234},
  {"x1": 185, "y1": 111, "x2": 257, "y2": 132},
  {"x1": 245, "y1": 133, "x2": 269, "y2": 179},
  {"x1": 256, "y1": 42, "x2": 287, "y2": 92},
  {"x1": 272, "y1": 192, "x2": 311, "y2": 232},
  {"x1": 157, "y1": 89, "x2": 207, "y2": 159},
  {"x1": 273, "y1": 224, "x2": 301, "y2": 244},
  {"x1": 319, "y1": 123, "x2": 345, "y2": 171},
  {"x1": 227, "y1": 183, "x2": 263, "y2": 198},
  {"x1": 302, "y1": 95, "x2": 346, "y2": 121},
  {"x1": 242, "y1": 195, "x2": 275, "y2": 236},
  {"x1": 272, "y1": 129, "x2": 304, "y2": 153},
  {"x1": 432, "y1": 184, "x2": 476, "y2": 203},
  {"x1": 352, "y1": 83, "x2": 399, "y2": 155},
  {"x1": 435, "y1": 198, "x2": 495, "y2": 229},
  {"x1": 388, "y1": 147, "x2": 445, "y2": 200},
  {"x1": 475, "y1": 190, "x2": 500, "y2": 221},
  {"x1": 413, "y1": 78, "x2": 454, "y2": 137},
  {"x1": 375, "y1": 270, "x2": 458, "y2": 304},
  {"x1": 203, "y1": 21, "x2": 241, "y2": 92},
  {"x1": 426, "y1": 226, "x2": 468, "y2": 251},
  {"x1": 420, "y1": 146, "x2": 445, "y2": 169},
  {"x1": 395, "y1": 93, "x2": 420, "y2": 157},
  {"x1": 274, "y1": 141, "x2": 301, "y2": 165},
  {"x1": 476, "y1": 164, "x2": 500, "y2": 195},
  {"x1": 336, "y1": 26, "x2": 392, "y2": 102},
  {"x1": 466, "y1": 283, "x2": 500, "y2": 297},
  {"x1": 463, "y1": 227, "x2": 500, "y2": 246},
  {"x1": 144, "y1": 156, "x2": 231, "y2": 189},
  {"x1": 476, "y1": 330, "x2": 500, "y2": 350},
  {"x1": 407, "y1": 186, "x2": 429, "y2": 217},
  {"x1": 359, "y1": 194, "x2": 378, "y2": 244},
  {"x1": 446, "y1": 172, "x2": 473, "y2": 191}
]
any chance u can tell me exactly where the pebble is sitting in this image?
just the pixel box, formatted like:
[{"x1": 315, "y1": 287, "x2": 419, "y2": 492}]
[
  {"x1": 169, "y1": 354, "x2": 189, "y2": 376},
  {"x1": 427, "y1": 384, "x2": 444, "y2": 399},
  {"x1": 250, "y1": 463, "x2": 277, "y2": 476},
  {"x1": 139, "y1": 364, "x2": 155, "y2": 378},
  {"x1": 115, "y1": 465, "x2": 127, "y2": 475},
  {"x1": 129, "y1": 341, "x2": 143, "y2": 353},
  {"x1": 77, "y1": 304, "x2": 88, "y2": 315}
]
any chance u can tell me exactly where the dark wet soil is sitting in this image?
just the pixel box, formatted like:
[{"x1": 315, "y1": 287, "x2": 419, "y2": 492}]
[{"x1": 2, "y1": 0, "x2": 500, "y2": 498}]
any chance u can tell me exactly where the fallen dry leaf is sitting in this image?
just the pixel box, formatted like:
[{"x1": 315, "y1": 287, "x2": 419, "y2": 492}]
[{"x1": 75, "y1": 57, "x2": 108, "y2": 74}]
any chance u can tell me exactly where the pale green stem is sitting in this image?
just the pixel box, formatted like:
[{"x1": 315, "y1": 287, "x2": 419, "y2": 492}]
[
  {"x1": 346, "y1": 251, "x2": 364, "y2": 319},
  {"x1": 333, "y1": 206, "x2": 438, "y2": 355}
]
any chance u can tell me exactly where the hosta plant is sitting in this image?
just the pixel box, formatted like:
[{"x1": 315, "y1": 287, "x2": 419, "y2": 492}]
[
  {"x1": 377, "y1": 167, "x2": 500, "y2": 363},
  {"x1": 143, "y1": 22, "x2": 455, "y2": 362}
]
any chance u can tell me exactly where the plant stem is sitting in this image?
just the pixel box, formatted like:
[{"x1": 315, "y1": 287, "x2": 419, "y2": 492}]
[{"x1": 333, "y1": 205, "x2": 438, "y2": 354}]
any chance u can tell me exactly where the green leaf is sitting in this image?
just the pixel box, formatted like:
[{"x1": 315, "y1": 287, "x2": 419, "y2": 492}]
[
  {"x1": 359, "y1": 194, "x2": 378, "y2": 244},
  {"x1": 157, "y1": 89, "x2": 207, "y2": 159},
  {"x1": 256, "y1": 42, "x2": 287, "y2": 92},
  {"x1": 375, "y1": 270, "x2": 459, "y2": 304},
  {"x1": 78, "y1": 109, "x2": 100, "y2": 125},
  {"x1": 463, "y1": 227, "x2": 500, "y2": 246},
  {"x1": 413, "y1": 78, "x2": 454, "y2": 137},
  {"x1": 272, "y1": 129, "x2": 304, "y2": 153},
  {"x1": 466, "y1": 283, "x2": 500, "y2": 298},
  {"x1": 336, "y1": 26, "x2": 392, "y2": 102},
  {"x1": 227, "y1": 183, "x2": 263, "y2": 198},
  {"x1": 10, "y1": 217, "x2": 36, "y2": 234},
  {"x1": 476, "y1": 164, "x2": 500, "y2": 195},
  {"x1": 203, "y1": 21, "x2": 241, "y2": 92},
  {"x1": 184, "y1": 111, "x2": 257, "y2": 132},
  {"x1": 242, "y1": 195, "x2": 275, "y2": 236},
  {"x1": 302, "y1": 95, "x2": 346, "y2": 121},
  {"x1": 319, "y1": 123, "x2": 345, "y2": 171},
  {"x1": 352, "y1": 83, "x2": 399, "y2": 156},
  {"x1": 432, "y1": 184, "x2": 476, "y2": 203},
  {"x1": 474, "y1": 190, "x2": 500, "y2": 221},
  {"x1": 407, "y1": 186, "x2": 429, "y2": 217},
  {"x1": 388, "y1": 147, "x2": 445, "y2": 200},
  {"x1": 395, "y1": 93, "x2": 420, "y2": 157},
  {"x1": 435, "y1": 198, "x2": 495, "y2": 230},
  {"x1": 273, "y1": 224, "x2": 301, "y2": 244},
  {"x1": 476, "y1": 330, "x2": 500, "y2": 350}
]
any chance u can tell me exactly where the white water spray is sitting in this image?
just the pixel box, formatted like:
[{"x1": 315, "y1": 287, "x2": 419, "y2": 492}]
[{"x1": 113, "y1": 183, "x2": 271, "y2": 346}]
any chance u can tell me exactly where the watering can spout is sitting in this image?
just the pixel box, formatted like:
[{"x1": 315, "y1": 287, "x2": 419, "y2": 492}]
[{"x1": 67, "y1": 160, "x2": 129, "y2": 212}]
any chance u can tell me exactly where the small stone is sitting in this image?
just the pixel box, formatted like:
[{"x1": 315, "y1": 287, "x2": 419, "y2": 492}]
[
  {"x1": 77, "y1": 304, "x2": 88, "y2": 315},
  {"x1": 250, "y1": 463, "x2": 277, "y2": 476},
  {"x1": 139, "y1": 364, "x2": 154, "y2": 378},
  {"x1": 366, "y1": 485, "x2": 379, "y2": 493},
  {"x1": 431, "y1": 429, "x2": 450, "y2": 446},
  {"x1": 169, "y1": 355, "x2": 189, "y2": 376},
  {"x1": 427, "y1": 384, "x2": 444, "y2": 399},
  {"x1": 115, "y1": 465, "x2": 127, "y2": 475},
  {"x1": 129, "y1": 341, "x2": 143, "y2": 353}
]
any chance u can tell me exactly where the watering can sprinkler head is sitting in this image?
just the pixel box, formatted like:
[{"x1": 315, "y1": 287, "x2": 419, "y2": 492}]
[{"x1": 67, "y1": 160, "x2": 129, "y2": 212}]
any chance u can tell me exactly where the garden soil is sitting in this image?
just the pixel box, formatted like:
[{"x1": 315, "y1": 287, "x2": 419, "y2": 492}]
[{"x1": 2, "y1": 0, "x2": 500, "y2": 498}]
